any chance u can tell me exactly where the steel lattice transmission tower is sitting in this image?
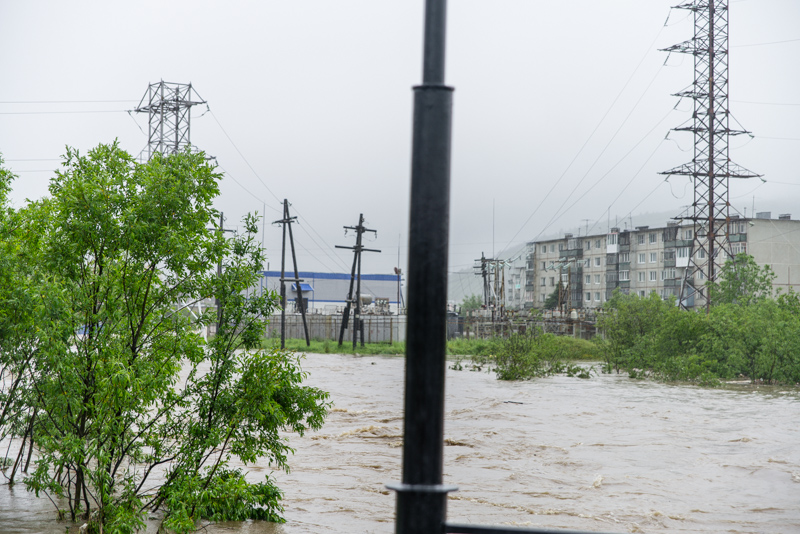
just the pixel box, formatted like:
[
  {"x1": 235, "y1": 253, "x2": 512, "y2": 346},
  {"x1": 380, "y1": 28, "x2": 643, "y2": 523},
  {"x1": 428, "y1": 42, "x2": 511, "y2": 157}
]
[
  {"x1": 659, "y1": 0, "x2": 759, "y2": 310},
  {"x1": 133, "y1": 81, "x2": 206, "y2": 161}
]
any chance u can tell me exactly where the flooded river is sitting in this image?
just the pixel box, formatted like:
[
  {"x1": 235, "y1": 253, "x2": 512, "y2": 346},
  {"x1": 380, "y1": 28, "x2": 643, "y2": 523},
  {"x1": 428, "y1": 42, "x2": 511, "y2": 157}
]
[{"x1": 2, "y1": 353, "x2": 799, "y2": 533}]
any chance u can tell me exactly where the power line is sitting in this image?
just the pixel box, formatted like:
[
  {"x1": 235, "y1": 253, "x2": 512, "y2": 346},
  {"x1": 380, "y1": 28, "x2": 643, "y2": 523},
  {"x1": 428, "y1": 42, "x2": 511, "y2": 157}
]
[
  {"x1": 495, "y1": 18, "x2": 669, "y2": 258},
  {"x1": 0, "y1": 110, "x2": 125, "y2": 115},
  {"x1": 0, "y1": 100, "x2": 137, "y2": 104},
  {"x1": 214, "y1": 163, "x2": 280, "y2": 212},
  {"x1": 207, "y1": 109, "x2": 282, "y2": 205},
  {"x1": 529, "y1": 69, "x2": 671, "y2": 245},
  {"x1": 733, "y1": 37, "x2": 800, "y2": 47},
  {"x1": 5, "y1": 158, "x2": 60, "y2": 162},
  {"x1": 733, "y1": 99, "x2": 800, "y2": 107}
]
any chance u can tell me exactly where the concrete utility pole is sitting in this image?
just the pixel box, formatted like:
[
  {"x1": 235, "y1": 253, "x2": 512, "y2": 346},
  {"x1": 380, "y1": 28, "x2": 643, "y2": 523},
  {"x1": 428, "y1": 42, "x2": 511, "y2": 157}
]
[
  {"x1": 336, "y1": 214, "x2": 380, "y2": 348},
  {"x1": 273, "y1": 200, "x2": 310, "y2": 349},
  {"x1": 660, "y1": 0, "x2": 759, "y2": 311},
  {"x1": 133, "y1": 81, "x2": 206, "y2": 161},
  {"x1": 474, "y1": 254, "x2": 505, "y2": 321}
]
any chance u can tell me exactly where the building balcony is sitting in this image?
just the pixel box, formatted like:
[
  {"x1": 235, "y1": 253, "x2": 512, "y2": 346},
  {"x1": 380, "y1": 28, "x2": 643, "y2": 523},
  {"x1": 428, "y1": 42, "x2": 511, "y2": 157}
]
[
  {"x1": 730, "y1": 234, "x2": 747, "y2": 243},
  {"x1": 664, "y1": 258, "x2": 676, "y2": 268},
  {"x1": 560, "y1": 249, "x2": 583, "y2": 259}
]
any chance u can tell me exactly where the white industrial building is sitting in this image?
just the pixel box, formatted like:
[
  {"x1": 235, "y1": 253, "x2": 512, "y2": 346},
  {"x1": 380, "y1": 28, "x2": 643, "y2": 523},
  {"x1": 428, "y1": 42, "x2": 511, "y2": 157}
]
[{"x1": 259, "y1": 271, "x2": 403, "y2": 314}]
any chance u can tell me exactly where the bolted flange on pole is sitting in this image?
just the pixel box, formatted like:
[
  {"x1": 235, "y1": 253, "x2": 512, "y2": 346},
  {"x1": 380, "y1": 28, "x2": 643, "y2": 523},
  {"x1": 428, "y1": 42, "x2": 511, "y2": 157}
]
[{"x1": 389, "y1": 1, "x2": 456, "y2": 533}]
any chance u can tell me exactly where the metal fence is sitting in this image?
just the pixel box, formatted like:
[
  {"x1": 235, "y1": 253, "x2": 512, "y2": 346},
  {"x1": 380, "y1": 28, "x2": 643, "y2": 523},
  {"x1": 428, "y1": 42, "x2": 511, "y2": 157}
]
[{"x1": 266, "y1": 314, "x2": 406, "y2": 344}]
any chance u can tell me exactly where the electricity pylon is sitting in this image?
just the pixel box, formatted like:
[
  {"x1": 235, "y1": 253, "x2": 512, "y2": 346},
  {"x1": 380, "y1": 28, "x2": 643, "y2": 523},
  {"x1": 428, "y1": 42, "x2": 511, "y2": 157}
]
[
  {"x1": 659, "y1": 0, "x2": 760, "y2": 311},
  {"x1": 133, "y1": 81, "x2": 206, "y2": 161}
]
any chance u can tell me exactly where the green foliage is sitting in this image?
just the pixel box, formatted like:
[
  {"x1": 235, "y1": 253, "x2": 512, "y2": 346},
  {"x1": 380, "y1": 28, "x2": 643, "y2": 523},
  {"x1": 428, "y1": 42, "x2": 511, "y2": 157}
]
[
  {"x1": 446, "y1": 337, "x2": 494, "y2": 357},
  {"x1": 460, "y1": 294, "x2": 483, "y2": 315},
  {"x1": 482, "y1": 329, "x2": 594, "y2": 380},
  {"x1": 543, "y1": 283, "x2": 562, "y2": 310},
  {"x1": 596, "y1": 257, "x2": 800, "y2": 385},
  {"x1": 0, "y1": 145, "x2": 329, "y2": 532},
  {"x1": 277, "y1": 338, "x2": 406, "y2": 355},
  {"x1": 707, "y1": 253, "x2": 776, "y2": 306}
]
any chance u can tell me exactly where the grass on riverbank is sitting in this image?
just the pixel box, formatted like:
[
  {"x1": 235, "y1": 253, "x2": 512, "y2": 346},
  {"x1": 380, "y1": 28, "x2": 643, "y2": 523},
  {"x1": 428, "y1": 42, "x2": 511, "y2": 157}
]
[{"x1": 265, "y1": 336, "x2": 598, "y2": 360}]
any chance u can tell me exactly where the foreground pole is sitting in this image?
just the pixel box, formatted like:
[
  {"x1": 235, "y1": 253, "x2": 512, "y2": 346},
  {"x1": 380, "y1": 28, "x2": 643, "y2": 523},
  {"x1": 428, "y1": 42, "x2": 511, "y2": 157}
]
[{"x1": 389, "y1": 1, "x2": 456, "y2": 533}]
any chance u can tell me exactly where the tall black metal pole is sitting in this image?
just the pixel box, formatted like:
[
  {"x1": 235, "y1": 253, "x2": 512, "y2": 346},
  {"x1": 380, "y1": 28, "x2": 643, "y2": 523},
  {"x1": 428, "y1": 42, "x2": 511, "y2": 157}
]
[{"x1": 390, "y1": 1, "x2": 455, "y2": 533}]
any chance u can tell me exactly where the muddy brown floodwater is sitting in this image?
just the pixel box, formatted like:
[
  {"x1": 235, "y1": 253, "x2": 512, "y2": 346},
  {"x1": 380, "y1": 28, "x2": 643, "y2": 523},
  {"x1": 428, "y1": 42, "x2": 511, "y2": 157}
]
[{"x1": 2, "y1": 353, "x2": 799, "y2": 533}]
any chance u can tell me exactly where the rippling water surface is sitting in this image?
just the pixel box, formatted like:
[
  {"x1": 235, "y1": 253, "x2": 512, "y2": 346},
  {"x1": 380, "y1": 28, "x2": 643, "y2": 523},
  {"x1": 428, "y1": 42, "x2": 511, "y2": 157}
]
[{"x1": 2, "y1": 353, "x2": 799, "y2": 533}]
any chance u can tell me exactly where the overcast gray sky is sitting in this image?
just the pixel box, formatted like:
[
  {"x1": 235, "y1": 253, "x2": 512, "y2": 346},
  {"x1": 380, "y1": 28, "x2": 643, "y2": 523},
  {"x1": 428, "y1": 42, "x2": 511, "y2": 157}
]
[{"x1": 2, "y1": 0, "x2": 798, "y2": 276}]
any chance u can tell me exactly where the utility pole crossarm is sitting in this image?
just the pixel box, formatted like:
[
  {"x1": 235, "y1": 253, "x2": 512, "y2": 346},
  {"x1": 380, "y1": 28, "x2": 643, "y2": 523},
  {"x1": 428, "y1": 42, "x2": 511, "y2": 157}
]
[
  {"x1": 276, "y1": 199, "x2": 310, "y2": 348},
  {"x1": 337, "y1": 214, "x2": 381, "y2": 348}
]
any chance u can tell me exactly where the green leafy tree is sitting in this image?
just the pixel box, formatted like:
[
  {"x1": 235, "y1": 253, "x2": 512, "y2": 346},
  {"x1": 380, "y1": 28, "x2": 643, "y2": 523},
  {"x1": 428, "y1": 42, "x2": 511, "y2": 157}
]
[
  {"x1": 3, "y1": 144, "x2": 329, "y2": 533},
  {"x1": 596, "y1": 291, "x2": 673, "y2": 374},
  {"x1": 460, "y1": 294, "x2": 482, "y2": 315},
  {"x1": 707, "y1": 253, "x2": 775, "y2": 306},
  {"x1": 543, "y1": 282, "x2": 563, "y2": 310},
  {"x1": 0, "y1": 156, "x2": 57, "y2": 484}
]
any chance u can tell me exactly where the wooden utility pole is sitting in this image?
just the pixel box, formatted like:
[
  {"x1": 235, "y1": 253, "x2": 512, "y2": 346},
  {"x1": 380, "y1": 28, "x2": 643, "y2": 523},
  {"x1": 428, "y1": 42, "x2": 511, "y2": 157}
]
[
  {"x1": 273, "y1": 200, "x2": 310, "y2": 348},
  {"x1": 336, "y1": 214, "x2": 380, "y2": 348}
]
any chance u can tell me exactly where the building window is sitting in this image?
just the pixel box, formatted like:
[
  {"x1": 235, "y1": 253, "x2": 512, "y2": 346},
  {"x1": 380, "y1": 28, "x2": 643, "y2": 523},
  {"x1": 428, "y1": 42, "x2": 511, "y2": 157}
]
[
  {"x1": 638, "y1": 234, "x2": 645, "y2": 245},
  {"x1": 585, "y1": 241, "x2": 591, "y2": 250},
  {"x1": 540, "y1": 277, "x2": 546, "y2": 286},
  {"x1": 594, "y1": 274, "x2": 601, "y2": 284},
  {"x1": 620, "y1": 252, "x2": 630, "y2": 263},
  {"x1": 638, "y1": 290, "x2": 646, "y2": 297},
  {"x1": 586, "y1": 292, "x2": 591, "y2": 302},
  {"x1": 549, "y1": 261, "x2": 554, "y2": 268},
  {"x1": 585, "y1": 275, "x2": 591, "y2": 284},
  {"x1": 678, "y1": 247, "x2": 690, "y2": 258},
  {"x1": 638, "y1": 253, "x2": 646, "y2": 264},
  {"x1": 608, "y1": 234, "x2": 618, "y2": 245},
  {"x1": 541, "y1": 245, "x2": 546, "y2": 254},
  {"x1": 542, "y1": 261, "x2": 546, "y2": 270},
  {"x1": 683, "y1": 229, "x2": 693, "y2": 240},
  {"x1": 619, "y1": 270, "x2": 630, "y2": 281},
  {"x1": 595, "y1": 239, "x2": 601, "y2": 248},
  {"x1": 638, "y1": 271, "x2": 646, "y2": 282},
  {"x1": 550, "y1": 244, "x2": 555, "y2": 253},
  {"x1": 649, "y1": 233, "x2": 657, "y2": 244},
  {"x1": 699, "y1": 249, "x2": 706, "y2": 259},
  {"x1": 549, "y1": 277, "x2": 555, "y2": 286},
  {"x1": 558, "y1": 243, "x2": 564, "y2": 251},
  {"x1": 650, "y1": 252, "x2": 657, "y2": 263},
  {"x1": 594, "y1": 292, "x2": 601, "y2": 302},
  {"x1": 594, "y1": 257, "x2": 601, "y2": 267},
  {"x1": 649, "y1": 271, "x2": 657, "y2": 281},
  {"x1": 584, "y1": 259, "x2": 590, "y2": 268}
]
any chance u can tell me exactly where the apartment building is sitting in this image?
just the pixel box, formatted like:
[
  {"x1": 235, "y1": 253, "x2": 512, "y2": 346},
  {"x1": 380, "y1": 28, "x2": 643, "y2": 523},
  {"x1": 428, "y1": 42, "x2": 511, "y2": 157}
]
[{"x1": 516, "y1": 212, "x2": 800, "y2": 311}]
